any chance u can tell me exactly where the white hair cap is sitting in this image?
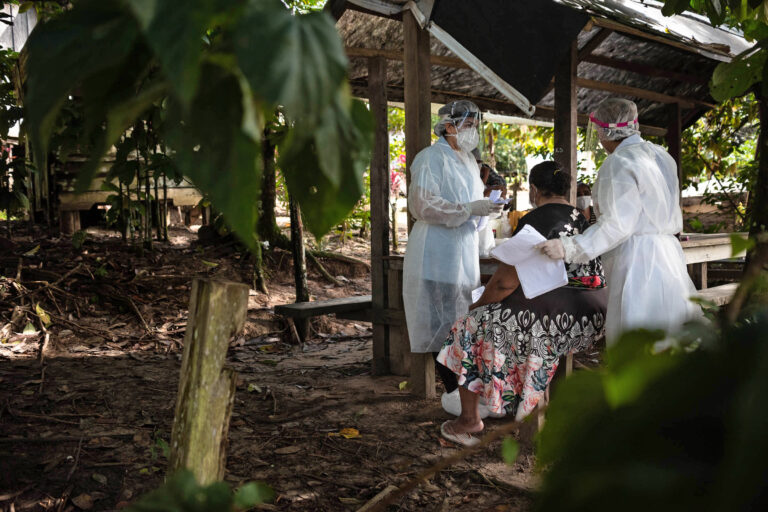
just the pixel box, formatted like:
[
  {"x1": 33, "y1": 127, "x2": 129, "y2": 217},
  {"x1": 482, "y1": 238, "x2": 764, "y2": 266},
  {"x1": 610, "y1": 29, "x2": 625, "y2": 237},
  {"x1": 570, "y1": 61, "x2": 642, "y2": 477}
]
[
  {"x1": 434, "y1": 100, "x2": 480, "y2": 137},
  {"x1": 592, "y1": 98, "x2": 640, "y2": 141}
]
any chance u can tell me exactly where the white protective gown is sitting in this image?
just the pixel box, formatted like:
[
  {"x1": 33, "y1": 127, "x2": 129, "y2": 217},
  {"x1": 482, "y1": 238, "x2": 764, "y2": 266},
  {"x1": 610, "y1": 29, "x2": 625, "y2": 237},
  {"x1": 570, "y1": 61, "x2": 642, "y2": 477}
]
[
  {"x1": 403, "y1": 137, "x2": 485, "y2": 353},
  {"x1": 561, "y1": 134, "x2": 702, "y2": 344}
]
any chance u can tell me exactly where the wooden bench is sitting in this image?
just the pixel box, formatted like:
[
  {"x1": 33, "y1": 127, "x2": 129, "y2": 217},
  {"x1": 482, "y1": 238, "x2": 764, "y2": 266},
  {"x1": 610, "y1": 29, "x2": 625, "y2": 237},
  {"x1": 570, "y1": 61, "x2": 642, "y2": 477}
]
[
  {"x1": 695, "y1": 282, "x2": 738, "y2": 306},
  {"x1": 274, "y1": 295, "x2": 373, "y2": 341}
]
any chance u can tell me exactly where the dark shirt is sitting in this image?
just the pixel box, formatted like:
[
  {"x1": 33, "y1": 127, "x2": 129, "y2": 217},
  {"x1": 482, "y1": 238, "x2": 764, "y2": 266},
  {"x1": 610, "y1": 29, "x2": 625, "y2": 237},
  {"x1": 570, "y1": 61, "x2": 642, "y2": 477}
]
[{"x1": 513, "y1": 203, "x2": 605, "y2": 289}]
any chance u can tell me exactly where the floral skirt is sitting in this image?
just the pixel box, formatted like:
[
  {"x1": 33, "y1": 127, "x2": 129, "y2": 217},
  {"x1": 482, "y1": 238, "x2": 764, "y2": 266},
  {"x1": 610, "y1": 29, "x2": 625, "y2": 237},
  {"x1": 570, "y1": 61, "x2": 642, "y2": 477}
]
[{"x1": 436, "y1": 285, "x2": 607, "y2": 420}]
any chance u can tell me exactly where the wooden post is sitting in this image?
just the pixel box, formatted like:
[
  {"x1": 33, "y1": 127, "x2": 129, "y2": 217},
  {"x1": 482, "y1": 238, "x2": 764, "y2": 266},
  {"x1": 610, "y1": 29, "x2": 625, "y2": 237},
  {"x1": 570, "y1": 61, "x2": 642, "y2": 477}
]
[
  {"x1": 666, "y1": 102, "x2": 683, "y2": 198},
  {"x1": 403, "y1": 9, "x2": 432, "y2": 234},
  {"x1": 169, "y1": 279, "x2": 248, "y2": 485},
  {"x1": 403, "y1": 9, "x2": 435, "y2": 398},
  {"x1": 387, "y1": 261, "x2": 410, "y2": 375},
  {"x1": 289, "y1": 195, "x2": 310, "y2": 342},
  {"x1": 369, "y1": 55, "x2": 391, "y2": 375},
  {"x1": 554, "y1": 41, "x2": 578, "y2": 205},
  {"x1": 60, "y1": 210, "x2": 80, "y2": 235}
]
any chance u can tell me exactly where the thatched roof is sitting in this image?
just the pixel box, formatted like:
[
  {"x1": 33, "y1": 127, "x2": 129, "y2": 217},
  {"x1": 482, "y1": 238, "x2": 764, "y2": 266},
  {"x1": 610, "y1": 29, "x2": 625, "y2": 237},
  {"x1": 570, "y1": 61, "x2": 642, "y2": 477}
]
[{"x1": 331, "y1": 0, "x2": 753, "y2": 132}]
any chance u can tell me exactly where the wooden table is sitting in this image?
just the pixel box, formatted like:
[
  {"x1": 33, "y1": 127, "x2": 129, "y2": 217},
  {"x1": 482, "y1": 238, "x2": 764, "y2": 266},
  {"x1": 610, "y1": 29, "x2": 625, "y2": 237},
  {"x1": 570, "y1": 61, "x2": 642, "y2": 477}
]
[{"x1": 379, "y1": 232, "x2": 744, "y2": 397}]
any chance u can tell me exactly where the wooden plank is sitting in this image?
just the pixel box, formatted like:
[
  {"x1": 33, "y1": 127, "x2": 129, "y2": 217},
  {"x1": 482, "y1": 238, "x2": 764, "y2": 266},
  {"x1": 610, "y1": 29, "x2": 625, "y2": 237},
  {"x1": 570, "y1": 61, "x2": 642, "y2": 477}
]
[
  {"x1": 695, "y1": 283, "x2": 738, "y2": 306},
  {"x1": 169, "y1": 279, "x2": 248, "y2": 485},
  {"x1": 575, "y1": 77, "x2": 715, "y2": 109},
  {"x1": 577, "y1": 28, "x2": 612, "y2": 59},
  {"x1": 388, "y1": 267, "x2": 410, "y2": 375},
  {"x1": 403, "y1": 9, "x2": 432, "y2": 235},
  {"x1": 688, "y1": 262, "x2": 708, "y2": 290},
  {"x1": 683, "y1": 243, "x2": 743, "y2": 264},
  {"x1": 591, "y1": 17, "x2": 732, "y2": 61},
  {"x1": 369, "y1": 55, "x2": 391, "y2": 376},
  {"x1": 581, "y1": 54, "x2": 708, "y2": 85},
  {"x1": 410, "y1": 352, "x2": 436, "y2": 399},
  {"x1": 274, "y1": 295, "x2": 372, "y2": 319},
  {"x1": 554, "y1": 41, "x2": 578, "y2": 204},
  {"x1": 346, "y1": 46, "x2": 469, "y2": 69}
]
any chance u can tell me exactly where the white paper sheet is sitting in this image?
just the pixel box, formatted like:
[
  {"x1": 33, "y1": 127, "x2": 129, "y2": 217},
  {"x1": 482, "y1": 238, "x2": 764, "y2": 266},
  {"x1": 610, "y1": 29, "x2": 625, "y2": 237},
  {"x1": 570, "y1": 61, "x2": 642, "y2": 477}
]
[
  {"x1": 489, "y1": 189, "x2": 509, "y2": 204},
  {"x1": 489, "y1": 224, "x2": 568, "y2": 299},
  {"x1": 471, "y1": 285, "x2": 485, "y2": 303}
]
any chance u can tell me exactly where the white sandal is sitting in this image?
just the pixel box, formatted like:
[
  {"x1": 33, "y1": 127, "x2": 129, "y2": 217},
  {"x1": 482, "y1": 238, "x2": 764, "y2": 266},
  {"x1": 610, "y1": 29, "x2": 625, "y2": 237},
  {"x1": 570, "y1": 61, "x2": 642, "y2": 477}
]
[{"x1": 440, "y1": 421, "x2": 480, "y2": 447}]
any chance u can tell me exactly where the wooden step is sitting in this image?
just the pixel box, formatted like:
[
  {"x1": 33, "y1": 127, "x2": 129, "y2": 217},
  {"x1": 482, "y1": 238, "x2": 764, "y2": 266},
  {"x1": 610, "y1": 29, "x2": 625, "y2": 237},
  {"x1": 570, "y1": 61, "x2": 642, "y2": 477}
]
[{"x1": 274, "y1": 295, "x2": 372, "y2": 320}]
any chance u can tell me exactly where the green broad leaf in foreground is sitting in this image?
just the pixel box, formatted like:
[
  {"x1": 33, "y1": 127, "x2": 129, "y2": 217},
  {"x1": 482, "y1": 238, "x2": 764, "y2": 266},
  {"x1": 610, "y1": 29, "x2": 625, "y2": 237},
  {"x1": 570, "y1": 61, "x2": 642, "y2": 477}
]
[
  {"x1": 235, "y1": 0, "x2": 348, "y2": 120},
  {"x1": 730, "y1": 233, "x2": 755, "y2": 257},
  {"x1": 279, "y1": 95, "x2": 373, "y2": 238},
  {"x1": 710, "y1": 48, "x2": 766, "y2": 102},
  {"x1": 24, "y1": 0, "x2": 140, "y2": 168},
  {"x1": 127, "y1": 0, "x2": 235, "y2": 108},
  {"x1": 165, "y1": 63, "x2": 261, "y2": 249}
]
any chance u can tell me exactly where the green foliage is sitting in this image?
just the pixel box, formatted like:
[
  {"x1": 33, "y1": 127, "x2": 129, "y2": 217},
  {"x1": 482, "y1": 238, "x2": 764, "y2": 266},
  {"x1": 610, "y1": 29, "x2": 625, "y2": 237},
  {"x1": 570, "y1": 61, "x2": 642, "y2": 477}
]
[
  {"x1": 126, "y1": 470, "x2": 274, "y2": 512},
  {"x1": 23, "y1": 0, "x2": 372, "y2": 245},
  {"x1": 501, "y1": 437, "x2": 519, "y2": 465},
  {"x1": 535, "y1": 313, "x2": 768, "y2": 511},
  {"x1": 71, "y1": 230, "x2": 88, "y2": 249}
]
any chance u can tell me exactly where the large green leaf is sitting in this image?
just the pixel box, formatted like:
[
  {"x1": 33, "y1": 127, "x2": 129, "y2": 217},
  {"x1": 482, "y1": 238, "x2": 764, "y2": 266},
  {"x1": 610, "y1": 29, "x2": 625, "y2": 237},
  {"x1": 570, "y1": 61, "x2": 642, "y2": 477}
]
[
  {"x1": 235, "y1": 0, "x2": 348, "y2": 119},
  {"x1": 710, "y1": 48, "x2": 766, "y2": 102},
  {"x1": 127, "y1": 0, "x2": 236, "y2": 108},
  {"x1": 279, "y1": 95, "x2": 373, "y2": 237},
  {"x1": 24, "y1": 0, "x2": 140, "y2": 167},
  {"x1": 165, "y1": 62, "x2": 261, "y2": 248}
]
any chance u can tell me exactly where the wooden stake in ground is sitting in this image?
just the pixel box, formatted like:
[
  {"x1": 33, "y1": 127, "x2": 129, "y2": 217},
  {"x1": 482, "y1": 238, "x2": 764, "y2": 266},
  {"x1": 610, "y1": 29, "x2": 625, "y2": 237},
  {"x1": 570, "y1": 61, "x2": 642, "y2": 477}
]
[{"x1": 169, "y1": 279, "x2": 248, "y2": 485}]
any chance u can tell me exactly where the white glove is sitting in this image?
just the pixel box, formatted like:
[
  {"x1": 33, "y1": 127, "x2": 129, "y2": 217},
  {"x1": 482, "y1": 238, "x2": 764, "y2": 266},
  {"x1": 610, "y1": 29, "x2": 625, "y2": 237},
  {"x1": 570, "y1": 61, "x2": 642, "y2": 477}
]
[
  {"x1": 536, "y1": 239, "x2": 565, "y2": 260},
  {"x1": 465, "y1": 199, "x2": 502, "y2": 217}
]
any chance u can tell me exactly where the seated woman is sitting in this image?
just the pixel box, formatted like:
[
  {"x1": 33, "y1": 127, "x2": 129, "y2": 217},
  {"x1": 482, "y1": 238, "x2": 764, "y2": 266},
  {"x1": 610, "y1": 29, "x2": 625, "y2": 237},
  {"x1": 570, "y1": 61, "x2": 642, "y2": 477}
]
[{"x1": 437, "y1": 161, "x2": 608, "y2": 446}]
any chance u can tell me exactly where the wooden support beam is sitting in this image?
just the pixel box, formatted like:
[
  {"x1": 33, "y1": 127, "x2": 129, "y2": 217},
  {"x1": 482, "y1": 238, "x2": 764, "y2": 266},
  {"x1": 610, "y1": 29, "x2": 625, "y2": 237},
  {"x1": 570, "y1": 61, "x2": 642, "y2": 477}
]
[
  {"x1": 368, "y1": 55, "x2": 390, "y2": 376},
  {"x1": 577, "y1": 28, "x2": 612, "y2": 59},
  {"x1": 346, "y1": 46, "x2": 469, "y2": 69},
  {"x1": 403, "y1": 10, "x2": 435, "y2": 398},
  {"x1": 591, "y1": 17, "x2": 731, "y2": 61},
  {"x1": 169, "y1": 279, "x2": 248, "y2": 485},
  {"x1": 575, "y1": 77, "x2": 715, "y2": 109},
  {"x1": 581, "y1": 54, "x2": 709, "y2": 85},
  {"x1": 554, "y1": 41, "x2": 578, "y2": 204},
  {"x1": 353, "y1": 79, "x2": 669, "y2": 137},
  {"x1": 666, "y1": 102, "x2": 683, "y2": 193}
]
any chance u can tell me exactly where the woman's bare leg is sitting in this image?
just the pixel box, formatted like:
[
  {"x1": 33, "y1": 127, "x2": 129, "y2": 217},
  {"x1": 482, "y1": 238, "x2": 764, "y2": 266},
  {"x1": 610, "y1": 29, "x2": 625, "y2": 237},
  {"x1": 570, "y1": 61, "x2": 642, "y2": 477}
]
[{"x1": 443, "y1": 387, "x2": 484, "y2": 435}]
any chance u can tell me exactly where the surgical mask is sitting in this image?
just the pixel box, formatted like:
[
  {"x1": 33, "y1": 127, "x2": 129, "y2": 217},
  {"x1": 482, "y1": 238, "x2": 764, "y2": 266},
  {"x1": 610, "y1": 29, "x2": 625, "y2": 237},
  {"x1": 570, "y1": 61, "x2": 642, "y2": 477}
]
[
  {"x1": 576, "y1": 196, "x2": 592, "y2": 211},
  {"x1": 456, "y1": 128, "x2": 479, "y2": 152}
]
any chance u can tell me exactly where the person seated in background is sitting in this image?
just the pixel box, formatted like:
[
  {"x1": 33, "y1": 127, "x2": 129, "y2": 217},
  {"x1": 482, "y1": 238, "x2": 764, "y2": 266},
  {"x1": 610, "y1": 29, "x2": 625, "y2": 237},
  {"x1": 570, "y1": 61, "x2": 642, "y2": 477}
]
[
  {"x1": 437, "y1": 161, "x2": 607, "y2": 446},
  {"x1": 471, "y1": 148, "x2": 507, "y2": 199},
  {"x1": 577, "y1": 182, "x2": 597, "y2": 225}
]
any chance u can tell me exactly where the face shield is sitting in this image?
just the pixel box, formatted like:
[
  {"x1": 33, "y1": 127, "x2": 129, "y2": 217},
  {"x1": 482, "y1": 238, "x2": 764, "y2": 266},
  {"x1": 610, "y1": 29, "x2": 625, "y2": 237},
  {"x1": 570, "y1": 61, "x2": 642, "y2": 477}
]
[
  {"x1": 436, "y1": 101, "x2": 481, "y2": 153},
  {"x1": 584, "y1": 111, "x2": 640, "y2": 152}
]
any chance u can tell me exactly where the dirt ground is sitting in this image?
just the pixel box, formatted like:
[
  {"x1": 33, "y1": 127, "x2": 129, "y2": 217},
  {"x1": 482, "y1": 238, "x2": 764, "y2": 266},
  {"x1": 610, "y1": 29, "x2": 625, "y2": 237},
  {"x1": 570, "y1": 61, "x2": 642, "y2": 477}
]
[{"x1": 0, "y1": 223, "x2": 545, "y2": 512}]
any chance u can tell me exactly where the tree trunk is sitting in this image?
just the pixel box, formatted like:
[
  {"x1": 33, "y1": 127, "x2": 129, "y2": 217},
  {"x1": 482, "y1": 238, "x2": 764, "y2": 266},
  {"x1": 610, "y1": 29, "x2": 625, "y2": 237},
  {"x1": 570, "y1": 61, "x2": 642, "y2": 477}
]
[
  {"x1": 119, "y1": 180, "x2": 126, "y2": 242},
  {"x1": 144, "y1": 169, "x2": 152, "y2": 250},
  {"x1": 169, "y1": 279, "x2": 248, "y2": 485},
  {"x1": 257, "y1": 128, "x2": 285, "y2": 245},
  {"x1": 154, "y1": 174, "x2": 161, "y2": 240},
  {"x1": 162, "y1": 174, "x2": 169, "y2": 241},
  {"x1": 289, "y1": 195, "x2": 309, "y2": 341},
  {"x1": 252, "y1": 239, "x2": 269, "y2": 295}
]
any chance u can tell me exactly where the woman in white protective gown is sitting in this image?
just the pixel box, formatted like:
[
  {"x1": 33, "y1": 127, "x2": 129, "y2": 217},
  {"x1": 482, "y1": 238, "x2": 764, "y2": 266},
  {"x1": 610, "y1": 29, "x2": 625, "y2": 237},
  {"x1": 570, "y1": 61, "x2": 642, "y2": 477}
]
[
  {"x1": 402, "y1": 100, "x2": 500, "y2": 400},
  {"x1": 537, "y1": 98, "x2": 702, "y2": 344}
]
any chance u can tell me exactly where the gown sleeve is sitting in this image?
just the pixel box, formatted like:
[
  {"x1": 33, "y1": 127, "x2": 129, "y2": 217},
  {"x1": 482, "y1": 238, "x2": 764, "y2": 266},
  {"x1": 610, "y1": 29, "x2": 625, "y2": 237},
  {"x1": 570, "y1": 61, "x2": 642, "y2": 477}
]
[
  {"x1": 408, "y1": 150, "x2": 472, "y2": 228},
  {"x1": 562, "y1": 156, "x2": 643, "y2": 264}
]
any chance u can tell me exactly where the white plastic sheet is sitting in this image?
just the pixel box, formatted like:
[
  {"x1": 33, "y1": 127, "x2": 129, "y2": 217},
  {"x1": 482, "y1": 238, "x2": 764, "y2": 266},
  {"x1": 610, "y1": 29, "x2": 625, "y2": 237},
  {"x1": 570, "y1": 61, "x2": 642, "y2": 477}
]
[{"x1": 491, "y1": 224, "x2": 568, "y2": 299}]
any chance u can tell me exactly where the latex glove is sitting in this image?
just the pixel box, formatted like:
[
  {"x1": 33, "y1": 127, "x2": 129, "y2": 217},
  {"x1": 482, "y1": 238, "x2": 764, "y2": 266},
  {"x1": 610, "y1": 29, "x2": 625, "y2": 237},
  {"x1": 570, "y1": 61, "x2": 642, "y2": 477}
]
[
  {"x1": 465, "y1": 199, "x2": 502, "y2": 217},
  {"x1": 536, "y1": 239, "x2": 565, "y2": 260}
]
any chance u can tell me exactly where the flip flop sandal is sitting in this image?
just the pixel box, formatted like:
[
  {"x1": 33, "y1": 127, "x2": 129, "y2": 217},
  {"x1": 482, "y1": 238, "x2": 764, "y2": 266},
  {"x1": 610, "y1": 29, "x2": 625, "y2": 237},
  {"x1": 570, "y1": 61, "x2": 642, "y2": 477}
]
[{"x1": 441, "y1": 421, "x2": 480, "y2": 447}]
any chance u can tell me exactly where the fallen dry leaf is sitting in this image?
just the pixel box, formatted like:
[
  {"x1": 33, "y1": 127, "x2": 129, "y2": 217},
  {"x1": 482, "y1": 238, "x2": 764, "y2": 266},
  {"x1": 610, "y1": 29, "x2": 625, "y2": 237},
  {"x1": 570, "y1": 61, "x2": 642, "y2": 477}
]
[
  {"x1": 274, "y1": 445, "x2": 302, "y2": 455},
  {"x1": 72, "y1": 493, "x2": 94, "y2": 510}
]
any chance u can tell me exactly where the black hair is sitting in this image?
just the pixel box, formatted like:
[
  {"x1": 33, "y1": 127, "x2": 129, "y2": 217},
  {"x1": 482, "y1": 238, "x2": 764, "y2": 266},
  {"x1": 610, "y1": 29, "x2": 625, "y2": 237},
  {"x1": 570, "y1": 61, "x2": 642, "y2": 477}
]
[
  {"x1": 529, "y1": 161, "x2": 570, "y2": 197},
  {"x1": 576, "y1": 181, "x2": 592, "y2": 196}
]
